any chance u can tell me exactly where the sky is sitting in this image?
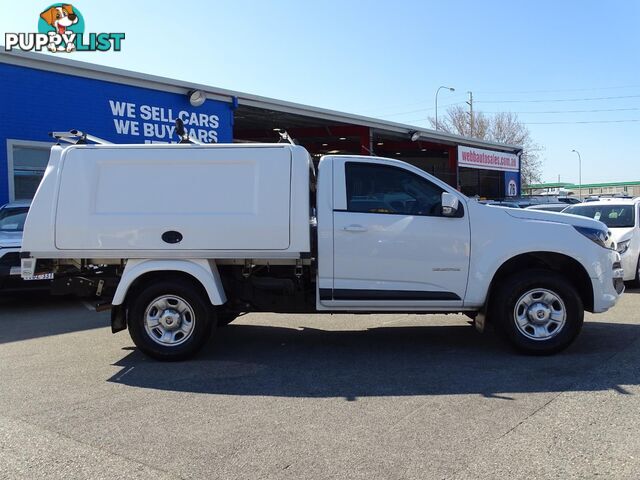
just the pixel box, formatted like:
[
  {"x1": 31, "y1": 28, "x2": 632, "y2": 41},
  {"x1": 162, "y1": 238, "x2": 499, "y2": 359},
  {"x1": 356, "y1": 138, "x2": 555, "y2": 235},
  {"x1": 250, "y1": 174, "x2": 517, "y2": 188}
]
[{"x1": 1, "y1": 0, "x2": 639, "y2": 184}]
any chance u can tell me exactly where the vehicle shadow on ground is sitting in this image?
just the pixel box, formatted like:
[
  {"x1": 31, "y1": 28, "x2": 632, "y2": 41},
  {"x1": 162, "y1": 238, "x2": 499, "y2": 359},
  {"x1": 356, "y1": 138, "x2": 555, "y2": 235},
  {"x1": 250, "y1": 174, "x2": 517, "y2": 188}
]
[
  {"x1": 109, "y1": 319, "x2": 640, "y2": 399},
  {"x1": 0, "y1": 292, "x2": 109, "y2": 344}
]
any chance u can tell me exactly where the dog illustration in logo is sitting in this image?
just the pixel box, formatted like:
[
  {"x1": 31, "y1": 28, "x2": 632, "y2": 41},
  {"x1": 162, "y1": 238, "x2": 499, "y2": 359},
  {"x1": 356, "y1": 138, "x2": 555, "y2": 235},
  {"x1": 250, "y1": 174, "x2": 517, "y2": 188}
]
[{"x1": 40, "y1": 4, "x2": 78, "y2": 52}]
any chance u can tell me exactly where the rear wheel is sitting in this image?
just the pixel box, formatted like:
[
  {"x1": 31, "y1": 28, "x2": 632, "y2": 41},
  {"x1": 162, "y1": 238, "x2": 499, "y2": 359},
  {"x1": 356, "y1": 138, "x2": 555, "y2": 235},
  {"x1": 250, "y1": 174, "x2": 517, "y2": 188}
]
[
  {"x1": 127, "y1": 278, "x2": 214, "y2": 360},
  {"x1": 629, "y1": 255, "x2": 640, "y2": 288},
  {"x1": 491, "y1": 269, "x2": 583, "y2": 355}
]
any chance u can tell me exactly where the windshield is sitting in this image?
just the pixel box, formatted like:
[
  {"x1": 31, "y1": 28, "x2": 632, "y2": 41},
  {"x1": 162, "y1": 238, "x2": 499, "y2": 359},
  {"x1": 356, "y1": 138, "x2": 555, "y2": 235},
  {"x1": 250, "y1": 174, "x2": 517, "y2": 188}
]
[
  {"x1": 0, "y1": 207, "x2": 29, "y2": 232},
  {"x1": 563, "y1": 204, "x2": 636, "y2": 228}
]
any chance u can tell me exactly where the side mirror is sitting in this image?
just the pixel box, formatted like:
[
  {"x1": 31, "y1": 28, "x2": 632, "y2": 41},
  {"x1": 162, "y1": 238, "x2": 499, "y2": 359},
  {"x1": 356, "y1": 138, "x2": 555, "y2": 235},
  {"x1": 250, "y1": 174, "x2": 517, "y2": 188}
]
[{"x1": 441, "y1": 192, "x2": 460, "y2": 217}]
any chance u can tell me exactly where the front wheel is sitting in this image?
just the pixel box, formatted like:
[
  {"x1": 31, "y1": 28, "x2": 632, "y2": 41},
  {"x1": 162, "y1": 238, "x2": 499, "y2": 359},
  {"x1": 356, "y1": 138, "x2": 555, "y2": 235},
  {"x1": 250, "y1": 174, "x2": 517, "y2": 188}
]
[
  {"x1": 491, "y1": 269, "x2": 584, "y2": 355},
  {"x1": 127, "y1": 278, "x2": 215, "y2": 360}
]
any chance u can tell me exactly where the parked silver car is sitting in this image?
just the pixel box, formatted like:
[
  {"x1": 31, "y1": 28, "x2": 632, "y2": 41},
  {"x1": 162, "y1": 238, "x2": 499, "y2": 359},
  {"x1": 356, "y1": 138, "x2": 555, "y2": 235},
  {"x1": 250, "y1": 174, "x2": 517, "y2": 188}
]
[
  {"x1": 0, "y1": 201, "x2": 50, "y2": 290},
  {"x1": 525, "y1": 203, "x2": 572, "y2": 212}
]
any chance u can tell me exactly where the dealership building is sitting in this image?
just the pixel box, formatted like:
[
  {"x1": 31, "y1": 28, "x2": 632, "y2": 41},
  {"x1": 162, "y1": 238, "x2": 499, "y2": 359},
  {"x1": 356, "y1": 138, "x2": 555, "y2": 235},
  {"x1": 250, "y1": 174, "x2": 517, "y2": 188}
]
[{"x1": 0, "y1": 50, "x2": 522, "y2": 204}]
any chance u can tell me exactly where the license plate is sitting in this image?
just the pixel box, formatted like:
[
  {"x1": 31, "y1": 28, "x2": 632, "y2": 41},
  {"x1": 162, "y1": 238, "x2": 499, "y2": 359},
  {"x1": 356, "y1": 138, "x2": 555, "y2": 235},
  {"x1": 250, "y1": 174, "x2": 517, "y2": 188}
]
[{"x1": 25, "y1": 272, "x2": 54, "y2": 281}]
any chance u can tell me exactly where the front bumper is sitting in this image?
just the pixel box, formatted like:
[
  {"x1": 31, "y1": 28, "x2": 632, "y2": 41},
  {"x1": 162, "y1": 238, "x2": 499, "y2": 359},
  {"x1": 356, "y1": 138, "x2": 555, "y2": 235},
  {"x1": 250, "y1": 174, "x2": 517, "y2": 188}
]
[
  {"x1": 619, "y1": 251, "x2": 638, "y2": 282},
  {"x1": 591, "y1": 248, "x2": 624, "y2": 313}
]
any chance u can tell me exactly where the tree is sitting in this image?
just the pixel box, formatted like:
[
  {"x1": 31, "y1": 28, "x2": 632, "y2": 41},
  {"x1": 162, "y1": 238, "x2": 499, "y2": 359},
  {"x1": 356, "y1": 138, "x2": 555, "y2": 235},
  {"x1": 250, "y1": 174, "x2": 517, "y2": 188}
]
[{"x1": 429, "y1": 107, "x2": 543, "y2": 185}]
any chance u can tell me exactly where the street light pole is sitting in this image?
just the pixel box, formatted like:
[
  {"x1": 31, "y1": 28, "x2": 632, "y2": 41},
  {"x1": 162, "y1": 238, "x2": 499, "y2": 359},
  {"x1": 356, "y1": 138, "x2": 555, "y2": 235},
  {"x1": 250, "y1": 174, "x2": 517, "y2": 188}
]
[
  {"x1": 435, "y1": 86, "x2": 455, "y2": 131},
  {"x1": 571, "y1": 149, "x2": 582, "y2": 200}
]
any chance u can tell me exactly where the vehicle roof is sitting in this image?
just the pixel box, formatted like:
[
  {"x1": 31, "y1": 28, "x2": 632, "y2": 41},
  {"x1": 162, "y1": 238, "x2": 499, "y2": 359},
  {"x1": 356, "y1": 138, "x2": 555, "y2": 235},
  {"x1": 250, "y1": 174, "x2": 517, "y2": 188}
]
[
  {"x1": 60, "y1": 143, "x2": 301, "y2": 150},
  {"x1": 566, "y1": 198, "x2": 639, "y2": 206},
  {"x1": 1, "y1": 200, "x2": 31, "y2": 208},
  {"x1": 526, "y1": 203, "x2": 569, "y2": 208},
  {"x1": 527, "y1": 195, "x2": 574, "y2": 198}
]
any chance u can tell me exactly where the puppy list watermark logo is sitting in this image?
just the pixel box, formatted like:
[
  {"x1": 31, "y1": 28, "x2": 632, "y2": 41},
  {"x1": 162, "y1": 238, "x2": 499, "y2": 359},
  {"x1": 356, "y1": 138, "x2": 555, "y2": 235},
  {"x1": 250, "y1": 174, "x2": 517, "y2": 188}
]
[{"x1": 4, "y1": 4, "x2": 125, "y2": 53}]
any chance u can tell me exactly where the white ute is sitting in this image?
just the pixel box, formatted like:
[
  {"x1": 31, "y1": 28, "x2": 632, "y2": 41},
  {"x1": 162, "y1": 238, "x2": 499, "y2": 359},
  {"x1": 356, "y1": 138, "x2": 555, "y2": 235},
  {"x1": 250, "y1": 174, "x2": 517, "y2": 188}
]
[{"x1": 21, "y1": 142, "x2": 625, "y2": 359}]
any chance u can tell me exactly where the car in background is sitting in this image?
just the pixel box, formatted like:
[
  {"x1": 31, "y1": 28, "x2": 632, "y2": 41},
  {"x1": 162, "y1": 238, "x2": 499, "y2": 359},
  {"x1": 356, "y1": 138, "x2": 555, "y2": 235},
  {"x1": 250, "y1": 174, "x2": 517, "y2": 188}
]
[
  {"x1": 584, "y1": 195, "x2": 635, "y2": 203},
  {"x1": 554, "y1": 196, "x2": 581, "y2": 204},
  {"x1": 525, "y1": 203, "x2": 571, "y2": 212},
  {"x1": 494, "y1": 196, "x2": 581, "y2": 208},
  {"x1": 0, "y1": 201, "x2": 51, "y2": 291},
  {"x1": 583, "y1": 194, "x2": 636, "y2": 203},
  {"x1": 479, "y1": 195, "x2": 581, "y2": 209},
  {"x1": 525, "y1": 195, "x2": 581, "y2": 206},
  {"x1": 479, "y1": 199, "x2": 522, "y2": 208},
  {"x1": 563, "y1": 199, "x2": 640, "y2": 286}
]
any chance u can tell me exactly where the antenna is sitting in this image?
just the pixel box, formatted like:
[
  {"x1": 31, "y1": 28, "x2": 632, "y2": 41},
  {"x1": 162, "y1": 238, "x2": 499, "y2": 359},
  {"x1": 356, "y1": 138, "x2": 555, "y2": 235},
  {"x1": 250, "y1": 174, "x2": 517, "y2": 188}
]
[{"x1": 175, "y1": 118, "x2": 203, "y2": 144}]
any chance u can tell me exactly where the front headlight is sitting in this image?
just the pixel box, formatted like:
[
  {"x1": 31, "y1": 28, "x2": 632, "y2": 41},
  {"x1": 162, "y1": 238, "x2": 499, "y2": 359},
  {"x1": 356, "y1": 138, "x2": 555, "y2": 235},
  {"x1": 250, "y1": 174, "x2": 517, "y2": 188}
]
[
  {"x1": 574, "y1": 226, "x2": 610, "y2": 249},
  {"x1": 616, "y1": 239, "x2": 631, "y2": 255}
]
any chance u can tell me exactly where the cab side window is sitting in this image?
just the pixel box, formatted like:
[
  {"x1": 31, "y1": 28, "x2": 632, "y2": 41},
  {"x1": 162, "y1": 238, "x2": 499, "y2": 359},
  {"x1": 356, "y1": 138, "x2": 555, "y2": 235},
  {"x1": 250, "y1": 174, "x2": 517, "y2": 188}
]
[{"x1": 345, "y1": 162, "x2": 445, "y2": 216}]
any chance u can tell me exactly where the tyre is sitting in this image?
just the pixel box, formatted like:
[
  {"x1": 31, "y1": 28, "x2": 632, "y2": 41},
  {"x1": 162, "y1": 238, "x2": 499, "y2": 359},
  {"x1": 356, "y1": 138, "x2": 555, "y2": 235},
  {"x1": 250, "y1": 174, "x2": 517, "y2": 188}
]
[
  {"x1": 490, "y1": 269, "x2": 583, "y2": 355},
  {"x1": 127, "y1": 278, "x2": 215, "y2": 360}
]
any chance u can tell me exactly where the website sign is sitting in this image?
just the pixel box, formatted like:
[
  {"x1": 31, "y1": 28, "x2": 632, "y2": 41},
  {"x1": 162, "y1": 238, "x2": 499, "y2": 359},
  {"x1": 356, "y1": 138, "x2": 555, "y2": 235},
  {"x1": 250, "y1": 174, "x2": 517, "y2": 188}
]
[{"x1": 458, "y1": 146, "x2": 519, "y2": 172}]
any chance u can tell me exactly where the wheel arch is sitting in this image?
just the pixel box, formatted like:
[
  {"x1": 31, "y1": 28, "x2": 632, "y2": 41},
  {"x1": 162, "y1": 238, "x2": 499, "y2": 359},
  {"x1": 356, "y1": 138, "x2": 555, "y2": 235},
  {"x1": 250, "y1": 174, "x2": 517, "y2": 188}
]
[
  {"x1": 487, "y1": 252, "x2": 594, "y2": 313},
  {"x1": 113, "y1": 259, "x2": 227, "y2": 307}
]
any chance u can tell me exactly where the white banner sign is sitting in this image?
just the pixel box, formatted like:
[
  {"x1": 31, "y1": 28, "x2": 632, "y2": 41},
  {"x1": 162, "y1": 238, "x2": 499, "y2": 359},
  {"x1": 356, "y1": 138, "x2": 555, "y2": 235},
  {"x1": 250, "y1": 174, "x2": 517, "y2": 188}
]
[{"x1": 458, "y1": 146, "x2": 519, "y2": 172}]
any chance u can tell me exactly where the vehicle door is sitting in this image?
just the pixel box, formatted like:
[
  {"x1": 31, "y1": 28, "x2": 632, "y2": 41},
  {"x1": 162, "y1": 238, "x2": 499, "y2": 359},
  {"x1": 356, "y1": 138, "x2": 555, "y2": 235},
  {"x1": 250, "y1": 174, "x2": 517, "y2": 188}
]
[{"x1": 321, "y1": 157, "x2": 470, "y2": 309}]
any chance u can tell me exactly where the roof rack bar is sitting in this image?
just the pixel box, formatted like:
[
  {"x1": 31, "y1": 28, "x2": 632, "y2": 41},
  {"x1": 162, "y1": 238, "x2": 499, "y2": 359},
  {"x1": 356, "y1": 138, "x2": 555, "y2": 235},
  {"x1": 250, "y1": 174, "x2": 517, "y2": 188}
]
[
  {"x1": 49, "y1": 130, "x2": 113, "y2": 145},
  {"x1": 49, "y1": 133, "x2": 78, "y2": 145}
]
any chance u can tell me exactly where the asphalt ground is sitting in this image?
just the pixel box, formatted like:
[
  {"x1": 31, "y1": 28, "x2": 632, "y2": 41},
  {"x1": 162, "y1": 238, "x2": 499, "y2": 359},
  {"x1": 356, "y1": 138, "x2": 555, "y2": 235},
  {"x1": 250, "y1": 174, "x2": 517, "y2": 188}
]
[{"x1": 1, "y1": 289, "x2": 639, "y2": 479}]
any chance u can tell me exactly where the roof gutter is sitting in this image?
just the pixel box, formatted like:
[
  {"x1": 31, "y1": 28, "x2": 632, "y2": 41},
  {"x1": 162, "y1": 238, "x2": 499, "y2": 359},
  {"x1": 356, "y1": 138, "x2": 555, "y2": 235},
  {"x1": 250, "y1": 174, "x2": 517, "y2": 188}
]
[{"x1": 0, "y1": 49, "x2": 521, "y2": 152}]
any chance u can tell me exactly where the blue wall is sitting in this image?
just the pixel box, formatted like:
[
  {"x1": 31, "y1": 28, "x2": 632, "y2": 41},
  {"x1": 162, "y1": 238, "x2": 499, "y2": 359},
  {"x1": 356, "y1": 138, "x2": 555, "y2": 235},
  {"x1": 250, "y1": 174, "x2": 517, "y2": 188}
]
[
  {"x1": 0, "y1": 63, "x2": 234, "y2": 204},
  {"x1": 504, "y1": 171, "x2": 520, "y2": 197}
]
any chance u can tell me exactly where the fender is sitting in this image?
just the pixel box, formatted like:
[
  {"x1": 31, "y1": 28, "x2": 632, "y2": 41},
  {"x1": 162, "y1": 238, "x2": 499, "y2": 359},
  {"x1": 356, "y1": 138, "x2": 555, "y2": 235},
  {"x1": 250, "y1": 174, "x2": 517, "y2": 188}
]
[
  {"x1": 112, "y1": 259, "x2": 227, "y2": 306},
  {"x1": 464, "y1": 202, "x2": 607, "y2": 308}
]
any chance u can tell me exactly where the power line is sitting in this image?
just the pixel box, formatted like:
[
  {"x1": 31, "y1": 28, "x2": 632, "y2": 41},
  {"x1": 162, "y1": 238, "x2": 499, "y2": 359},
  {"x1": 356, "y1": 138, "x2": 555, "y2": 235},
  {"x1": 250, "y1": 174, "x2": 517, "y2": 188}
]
[
  {"x1": 363, "y1": 85, "x2": 640, "y2": 113},
  {"x1": 484, "y1": 107, "x2": 640, "y2": 114},
  {"x1": 376, "y1": 101, "x2": 466, "y2": 118},
  {"x1": 531, "y1": 118, "x2": 638, "y2": 124},
  {"x1": 374, "y1": 107, "x2": 430, "y2": 117},
  {"x1": 359, "y1": 99, "x2": 432, "y2": 114},
  {"x1": 402, "y1": 115, "x2": 441, "y2": 124},
  {"x1": 474, "y1": 84, "x2": 640, "y2": 95},
  {"x1": 360, "y1": 95, "x2": 467, "y2": 116},
  {"x1": 476, "y1": 94, "x2": 640, "y2": 104},
  {"x1": 366, "y1": 89, "x2": 640, "y2": 117},
  {"x1": 402, "y1": 109, "x2": 640, "y2": 125}
]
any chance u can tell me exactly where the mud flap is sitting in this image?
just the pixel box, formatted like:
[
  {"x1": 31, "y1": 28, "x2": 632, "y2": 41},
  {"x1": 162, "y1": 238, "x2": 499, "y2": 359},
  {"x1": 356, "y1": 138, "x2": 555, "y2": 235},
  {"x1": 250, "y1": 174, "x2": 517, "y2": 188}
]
[
  {"x1": 474, "y1": 311, "x2": 487, "y2": 333},
  {"x1": 111, "y1": 304, "x2": 126, "y2": 333}
]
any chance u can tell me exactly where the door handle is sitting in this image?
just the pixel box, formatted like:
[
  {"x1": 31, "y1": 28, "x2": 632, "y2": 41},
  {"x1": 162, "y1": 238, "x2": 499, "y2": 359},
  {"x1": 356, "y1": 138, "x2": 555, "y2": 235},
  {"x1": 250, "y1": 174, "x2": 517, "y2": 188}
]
[{"x1": 343, "y1": 224, "x2": 367, "y2": 232}]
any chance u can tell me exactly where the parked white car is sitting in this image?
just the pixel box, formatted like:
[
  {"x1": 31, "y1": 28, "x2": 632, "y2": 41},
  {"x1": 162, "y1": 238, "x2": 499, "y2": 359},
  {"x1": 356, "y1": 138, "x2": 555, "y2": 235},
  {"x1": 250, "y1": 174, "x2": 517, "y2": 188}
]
[{"x1": 563, "y1": 199, "x2": 640, "y2": 286}]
